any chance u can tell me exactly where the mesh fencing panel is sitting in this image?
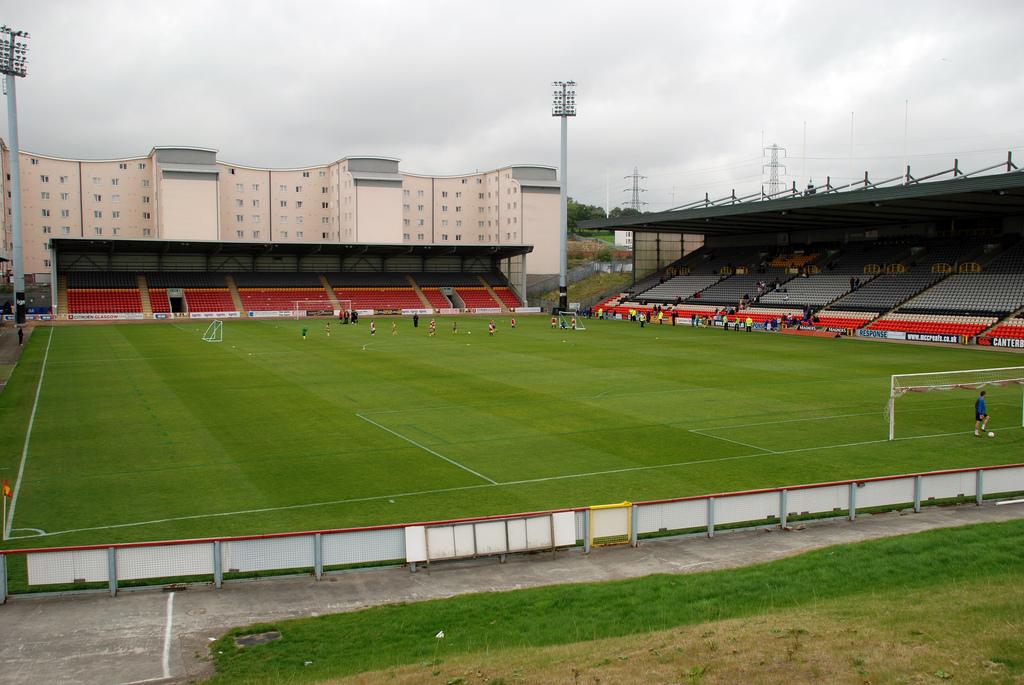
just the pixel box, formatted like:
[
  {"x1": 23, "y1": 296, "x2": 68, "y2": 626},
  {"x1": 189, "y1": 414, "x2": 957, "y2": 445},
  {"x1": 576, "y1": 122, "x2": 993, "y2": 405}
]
[{"x1": 893, "y1": 367, "x2": 1024, "y2": 396}]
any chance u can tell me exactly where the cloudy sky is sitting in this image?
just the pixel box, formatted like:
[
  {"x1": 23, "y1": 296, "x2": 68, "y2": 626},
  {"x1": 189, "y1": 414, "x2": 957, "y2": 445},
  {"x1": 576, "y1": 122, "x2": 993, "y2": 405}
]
[{"x1": 2, "y1": 0, "x2": 1023, "y2": 211}]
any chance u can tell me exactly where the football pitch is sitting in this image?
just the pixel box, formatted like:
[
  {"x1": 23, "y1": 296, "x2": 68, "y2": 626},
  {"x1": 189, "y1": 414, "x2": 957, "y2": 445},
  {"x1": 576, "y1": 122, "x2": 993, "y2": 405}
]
[{"x1": 1, "y1": 316, "x2": 1022, "y2": 549}]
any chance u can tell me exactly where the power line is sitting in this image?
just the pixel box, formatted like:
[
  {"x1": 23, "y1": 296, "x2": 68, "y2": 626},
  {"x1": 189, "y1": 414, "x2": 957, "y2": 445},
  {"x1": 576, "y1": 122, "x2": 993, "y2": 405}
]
[{"x1": 762, "y1": 143, "x2": 786, "y2": 196}]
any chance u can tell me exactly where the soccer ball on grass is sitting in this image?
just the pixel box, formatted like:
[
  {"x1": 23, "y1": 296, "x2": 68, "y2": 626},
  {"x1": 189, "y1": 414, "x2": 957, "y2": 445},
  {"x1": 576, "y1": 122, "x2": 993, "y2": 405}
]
[{"x1": 988, "y1": 431, "x2": 995, "y2": 438}]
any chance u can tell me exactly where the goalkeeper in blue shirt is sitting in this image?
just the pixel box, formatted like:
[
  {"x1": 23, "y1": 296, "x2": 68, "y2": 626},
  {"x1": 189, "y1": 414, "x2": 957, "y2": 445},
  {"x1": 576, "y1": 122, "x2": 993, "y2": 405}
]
[{"x1": 974, "y1": 391, "x2": 989, "y2": 437}]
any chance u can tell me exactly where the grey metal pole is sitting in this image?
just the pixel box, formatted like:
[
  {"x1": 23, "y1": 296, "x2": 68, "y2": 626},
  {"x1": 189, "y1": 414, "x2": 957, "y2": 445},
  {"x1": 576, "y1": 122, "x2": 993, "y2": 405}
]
[
  {"x1": 6, "y1": 73, "x2": 25, "y2": 324},
  {"x1": 558, "y1": 114, "x2": 568, "y2": 313}
]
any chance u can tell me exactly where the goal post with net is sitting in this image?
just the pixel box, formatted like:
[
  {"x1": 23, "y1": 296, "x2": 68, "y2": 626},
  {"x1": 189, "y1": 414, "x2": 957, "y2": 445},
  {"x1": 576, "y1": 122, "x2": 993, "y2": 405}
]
[
  {"x1": 556, "y1": 310, "x2": 585, "y2": 331},
  {"x1": 292, "y1": 300, "x2": 352, "y2": 319},
  {"x1": 202, "y1": 320, "x2": 223, "y2": 343},
  {"x1": 888, "y1": 366, "x2": 1024, "y2": 440}
]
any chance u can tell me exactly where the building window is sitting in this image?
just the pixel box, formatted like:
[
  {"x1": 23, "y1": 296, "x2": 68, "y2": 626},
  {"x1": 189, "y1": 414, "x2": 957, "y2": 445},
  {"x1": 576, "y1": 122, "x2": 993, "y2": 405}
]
[
  {"x1": 229, "y1": 168, "x2": 235, "y2": 175},
  {"x1": 43, "y1": 259, "x2": 51, "y2": 267},
  {"x1": 252, "y1": 199, "x2": 260, "y2": 208},
  {"x1": 111, "y1": 178, "x2": 119, "y2": 186},
  {"x1": 442, "y1": 191, "x2": 448, "y2": 198},
  {"x1": 417, "y1": 204, "x2": 424, "y2": 211},
  {"x1": 296, "y1": 231, "x2": 303, "y2": 238},
  {"x1": 321, "y1": 186, "x2": 328, "y2": 193},
  {"x1": 456, "y1": 220, "x2": 462, "y2": 227},
  {"x1": 478, "y1": 234, "x2": 484, "y2": 241},
  {"x1": 41, "y1": 209, "x2": 50, "y2": 217},
  {"x1": 40, "y1": 191, "x2": 50, "y2": 200},
  {"x1": 403, "y1": 203, "x2": 410, "y2": 211},
  {"x1": 59, "y1": 176, "x2": 68, "y2": 184},
  {"x1": 111, "y1": 194, "x2": 120, "y2": 203},
  {"x1": 455, "y1": 234, "x2": 462, "y2": 241},
  {"x1": 319, "y1": 170, "x2": 325, "y2": 177},
  {"x1": 30, "y1": 158, "x2": 38, "y2": 165},
  {"x1": 143, "y1": 228, "x2": 152, "y2": 236},
  {"x1": 112, "y1": 211, "x2": 120, "y2": 219},
  {"x1": 112, "y1": 227, "x2": 121, "y2": 236},
  {"x1": 417, "y1": 233, "x2": 424, "y2": 240},
  {"x1": 279, "y1": 185, "x2": 287, "y2": 192},
  {"x1": 441, "y1": 234, "x2": 448, "y2": 241},
  {"x1": 236, "y1": 230, "x2": 244, "y2": 238},
  {"x1": 442, "y1": 205, "x2": 448, "y2": 212},
  {"x1": 321, "y1": 232, "x2": 329, "y2": 240},
  {"x1": 143, "y1": 212, "x2": 151, "y2": 220},
  {"x1": 138, "y1": 163, "x2": 146, "y2": 170},
  {"x1": 61, "y1": 226, "x2": 70, "y2": 235},
  {"x1": 321, "y1": 202, "x2": 329, "y2": 209},
  {"x1": 295, "y1": 201, "x2": 303, "y2": 208},
  {"x1": 94, "y1": 210, "x2": 102, "y2": 218},
  {"x1": 60, "y1": 192, "x2": 69, "y2": 201},
  {"x1": 280, "y1": 200, "x2": 288, "y2": 208},
  {"x1": 442, "y1": 219, "x2": 449, "y2": 227},
  {"x1": 417, "y1": 219, "x2": 425, "y2": 226},
  {"x1": 92, "y1": 194, "x2": 102, "y2": 202},
  {"x1": 302, "y1": 171, "x2": 310, "y2": 178},
  {"x1": 455, "y1": 206, "x2": 462, "y2": 212},
  {"x1": 403, "y1": 219, "x2": 410, "y2": 226},
  {"x1": 142, "y1": 196, "x2": 150, "y2": 203},
  {"x1": 236, "y1": 214, "x2": 244, "y2": 223},
  {"x1": 142, "y1": 179, "x2": 150, "y2": 187},
  {"x1": 403, "y1": 233, "x2": 411, "y2": 240},
  {"x1": 456, "y1": 191, "x2": 462, "y2": 198},
  {"x1": 235, "y1": 199, "x2": 243, "y2": 208},
  {"x1": 417, "y1": 189, "x2": 424, "y2": 197},
  {"x1": 252, "y1": 184, "x2": 259, "y2": 191},
  {"x1": 280, "y1": 230, "x2": 288, "y2": 238},
  {"x1": 279, "y1": 216, "x2": 288, "y2": 224},
  {"x1": 236, "y1": 183, "x2": 244, "y2": 192},
  {"x1": 461, "y1": 179, "x2": 467, "y2": 184},
  {"x1": 252, "y1": 230, "x2": 260, "y2": 239},
  {"x1": 94, "y1": 227, "x2": 102, "y2": 235},
  {"x1": 42, "y1": 226, "x2": 52, "y2": 234},
  {"x1": 403, "y1": 189, "x2": 410, "y2": 196},
  {"x1": 40, "y1": 175, "x2": 49, "y2": 183},
  {"x1": 92, "y1": 177, "x2": 101, "y2": 185},
  {"x1": 295, "y1": 186, "x2": 302, "y2": 193},
  {"x1": 252, "y1": 215, "x2": 260, "y2": 223},
  {"x1": 321, "y1": 217, "x2": 330, "y2": 224},
  {"x1": 295, "y1": 216, "x2": 303, "y2": 224}
]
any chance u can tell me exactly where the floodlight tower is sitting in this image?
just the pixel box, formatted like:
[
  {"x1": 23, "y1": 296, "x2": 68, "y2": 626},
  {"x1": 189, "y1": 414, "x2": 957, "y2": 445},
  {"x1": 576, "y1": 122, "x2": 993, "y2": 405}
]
[
  {"x1": 552, "y1": 80, "x2": 576, "y2": 312},
  {"x1": 0, "y1": 26, "x2": 29, "y2": 324}
]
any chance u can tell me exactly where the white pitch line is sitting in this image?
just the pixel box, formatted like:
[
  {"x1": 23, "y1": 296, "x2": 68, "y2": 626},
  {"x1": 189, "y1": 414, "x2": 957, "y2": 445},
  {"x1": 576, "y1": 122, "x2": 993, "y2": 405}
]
[
  {"x1": 355, "y1": 413, "x2": 497, "y2": 484},
  {"x1": 689, "y1": 429, "x2": 774, "y2": 453},
  {"x1": 5, "y1": 327, "x2": 53, "y2": 539},
  {"x1": 162, "y1": 592, "x2": 175, "y2": 679},
  {"x1": 18, "y1": 426, "x2": 1016, "y2": 540}
]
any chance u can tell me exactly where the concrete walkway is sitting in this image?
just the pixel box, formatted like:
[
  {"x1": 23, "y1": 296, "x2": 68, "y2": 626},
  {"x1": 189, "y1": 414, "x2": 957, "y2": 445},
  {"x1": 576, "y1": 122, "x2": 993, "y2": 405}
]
[{"x1": 0, "y1": 500, "x2": 1021, "y2": 684}]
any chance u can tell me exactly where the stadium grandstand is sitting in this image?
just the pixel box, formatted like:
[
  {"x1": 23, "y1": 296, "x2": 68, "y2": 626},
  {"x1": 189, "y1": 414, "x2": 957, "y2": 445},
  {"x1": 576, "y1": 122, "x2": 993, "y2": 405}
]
[
  {"x1": 46, "y1": 240, "x2": 530, "y2": 320},
  {"x1": 583, "y1": 155, "x2": 1024, "y2": 346}
]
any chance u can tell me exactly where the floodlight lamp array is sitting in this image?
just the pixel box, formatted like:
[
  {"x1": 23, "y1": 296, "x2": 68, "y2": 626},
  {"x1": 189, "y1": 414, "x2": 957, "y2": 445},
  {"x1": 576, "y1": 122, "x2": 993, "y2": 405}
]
[
  {"x1": 0, "y1": 27, "x2": 29, "y2": 77},
  {"x1": 551, "y1": 80, "x2": 576, "y2": 117}
]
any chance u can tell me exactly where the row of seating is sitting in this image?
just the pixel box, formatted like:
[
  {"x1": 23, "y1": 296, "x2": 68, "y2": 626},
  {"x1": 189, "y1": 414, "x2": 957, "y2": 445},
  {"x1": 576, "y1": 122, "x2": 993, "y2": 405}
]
[
  {"x1": 66, "y1": 289, "x2": 143, "y2": 314},
  {"x1": 866, "y1": 313, "x2": 996, "y2": 338},
  {"x1": 985, "y1": 318, "x2": 1024, "y2": 340}
]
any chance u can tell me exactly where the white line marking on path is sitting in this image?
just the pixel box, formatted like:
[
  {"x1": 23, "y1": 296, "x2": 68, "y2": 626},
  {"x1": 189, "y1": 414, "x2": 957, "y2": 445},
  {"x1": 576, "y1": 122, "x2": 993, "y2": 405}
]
[
  {"x1": 5, "y1": 327, "x2": 53, "y2": 539},
  {"x1": 20, "y1": 426, "x2": 1018, "y2": 540},
  {"x1": 689, "y1": 429, "x2": 774, "y2": 453},
  {"x1": 355, "y1": 413, "x2": 497, "y2": 484},
  {"x1": 162, "y1": 592, "x2": 175, "y2": 679}
]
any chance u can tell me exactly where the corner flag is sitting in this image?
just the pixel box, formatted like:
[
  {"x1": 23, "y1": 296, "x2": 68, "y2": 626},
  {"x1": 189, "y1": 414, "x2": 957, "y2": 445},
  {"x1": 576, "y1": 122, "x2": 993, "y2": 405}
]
[{"x1": 1, "y1": 480, "x2": 10, "y2": 498}]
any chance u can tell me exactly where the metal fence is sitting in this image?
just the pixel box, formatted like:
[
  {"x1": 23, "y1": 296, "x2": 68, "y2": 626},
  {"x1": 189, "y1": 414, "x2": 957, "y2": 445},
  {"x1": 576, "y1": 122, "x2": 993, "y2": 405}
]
[{"x1": 1, "y1": 462, "x2": 1022, "y2": 603}]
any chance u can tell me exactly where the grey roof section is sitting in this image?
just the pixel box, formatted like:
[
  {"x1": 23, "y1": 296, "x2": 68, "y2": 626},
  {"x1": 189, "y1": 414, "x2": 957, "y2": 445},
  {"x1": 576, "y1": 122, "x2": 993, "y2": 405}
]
[
  {"x1": 517, "y1": 179, "x2": 560, "y2": 189},
  {"x1": 158, "y1": 163, "x2": 221, "y2": 175},
  {"x1": 579, "y1": 169, "x2": 1024, "y2": 236},
  {"x1": 351, "y1": 171, "x2": 402, "y2": 183}
]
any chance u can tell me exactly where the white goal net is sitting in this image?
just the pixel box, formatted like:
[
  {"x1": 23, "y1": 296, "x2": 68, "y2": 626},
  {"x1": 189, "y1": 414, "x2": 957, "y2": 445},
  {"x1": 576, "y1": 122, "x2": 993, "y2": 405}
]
[
  {"x1": 888, "y1": 366, "x2": 1024, "y2": 440},
  {"x1": 557, "y1": 310, "x2": 585, "y2": 331},
  {"x1": 202, "y1": 320, "x2": 223, "y2": 343},
  {"x1": 292, "y1": 300, "x2": 350, "y2": 319}
]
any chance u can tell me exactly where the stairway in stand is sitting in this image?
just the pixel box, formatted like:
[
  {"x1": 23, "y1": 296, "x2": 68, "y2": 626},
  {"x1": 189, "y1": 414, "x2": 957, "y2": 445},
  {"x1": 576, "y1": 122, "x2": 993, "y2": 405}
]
[
  {"x1": 407, "y1": 275, "x2": 434, "y2": 310},
  {"x1": 56, "y1": 274, "x2": 68, "y2": 319},
  {"x1": 225, "y1": 275, "x2": 246, "y2": 314},
  {"x1": 137, "y1": 274, "x2": 153, "y2": 318},
  {"x1": 477, "y1": 276, "x2": 508, "y2": 312},
  {"x1": 318, "y1": 275, "x2": 341, "y2": 309}
]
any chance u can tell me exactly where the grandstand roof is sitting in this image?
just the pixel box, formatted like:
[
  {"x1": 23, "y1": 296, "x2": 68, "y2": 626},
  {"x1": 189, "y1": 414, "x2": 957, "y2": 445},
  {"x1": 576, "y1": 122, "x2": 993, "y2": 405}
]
[
  {"x1": 49, "y1": 238, "x2": 532, "y2": 261},
  {"x1": 580, "y1": 169, "x2": 1024, "y2": 236}
]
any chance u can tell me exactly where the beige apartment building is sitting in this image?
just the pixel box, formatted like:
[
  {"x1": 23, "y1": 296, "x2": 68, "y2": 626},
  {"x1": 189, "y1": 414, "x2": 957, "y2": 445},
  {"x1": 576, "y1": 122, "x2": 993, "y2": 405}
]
[{"x1": 0, "y1": 145, "x2": 560, "y2": 281}]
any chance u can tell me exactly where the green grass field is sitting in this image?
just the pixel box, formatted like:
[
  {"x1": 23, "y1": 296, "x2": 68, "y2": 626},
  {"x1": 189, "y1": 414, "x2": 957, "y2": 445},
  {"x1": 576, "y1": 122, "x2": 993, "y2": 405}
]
[{"x1": 1, "y1": 316, "x2": 1022, "y2": 549}]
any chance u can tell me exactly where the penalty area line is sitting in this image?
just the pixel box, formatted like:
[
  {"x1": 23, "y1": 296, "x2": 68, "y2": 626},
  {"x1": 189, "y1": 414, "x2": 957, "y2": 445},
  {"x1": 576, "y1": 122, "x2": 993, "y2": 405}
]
[
  {"x1": 356, "y1": 413, "x2": 497, "y2": 484},
  {"x1": 688, "y1": 429, "x2": 774, "y2": 453},
  {"x1": 25, "y1": 425, "x2": 1011, "y2": 540}
]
